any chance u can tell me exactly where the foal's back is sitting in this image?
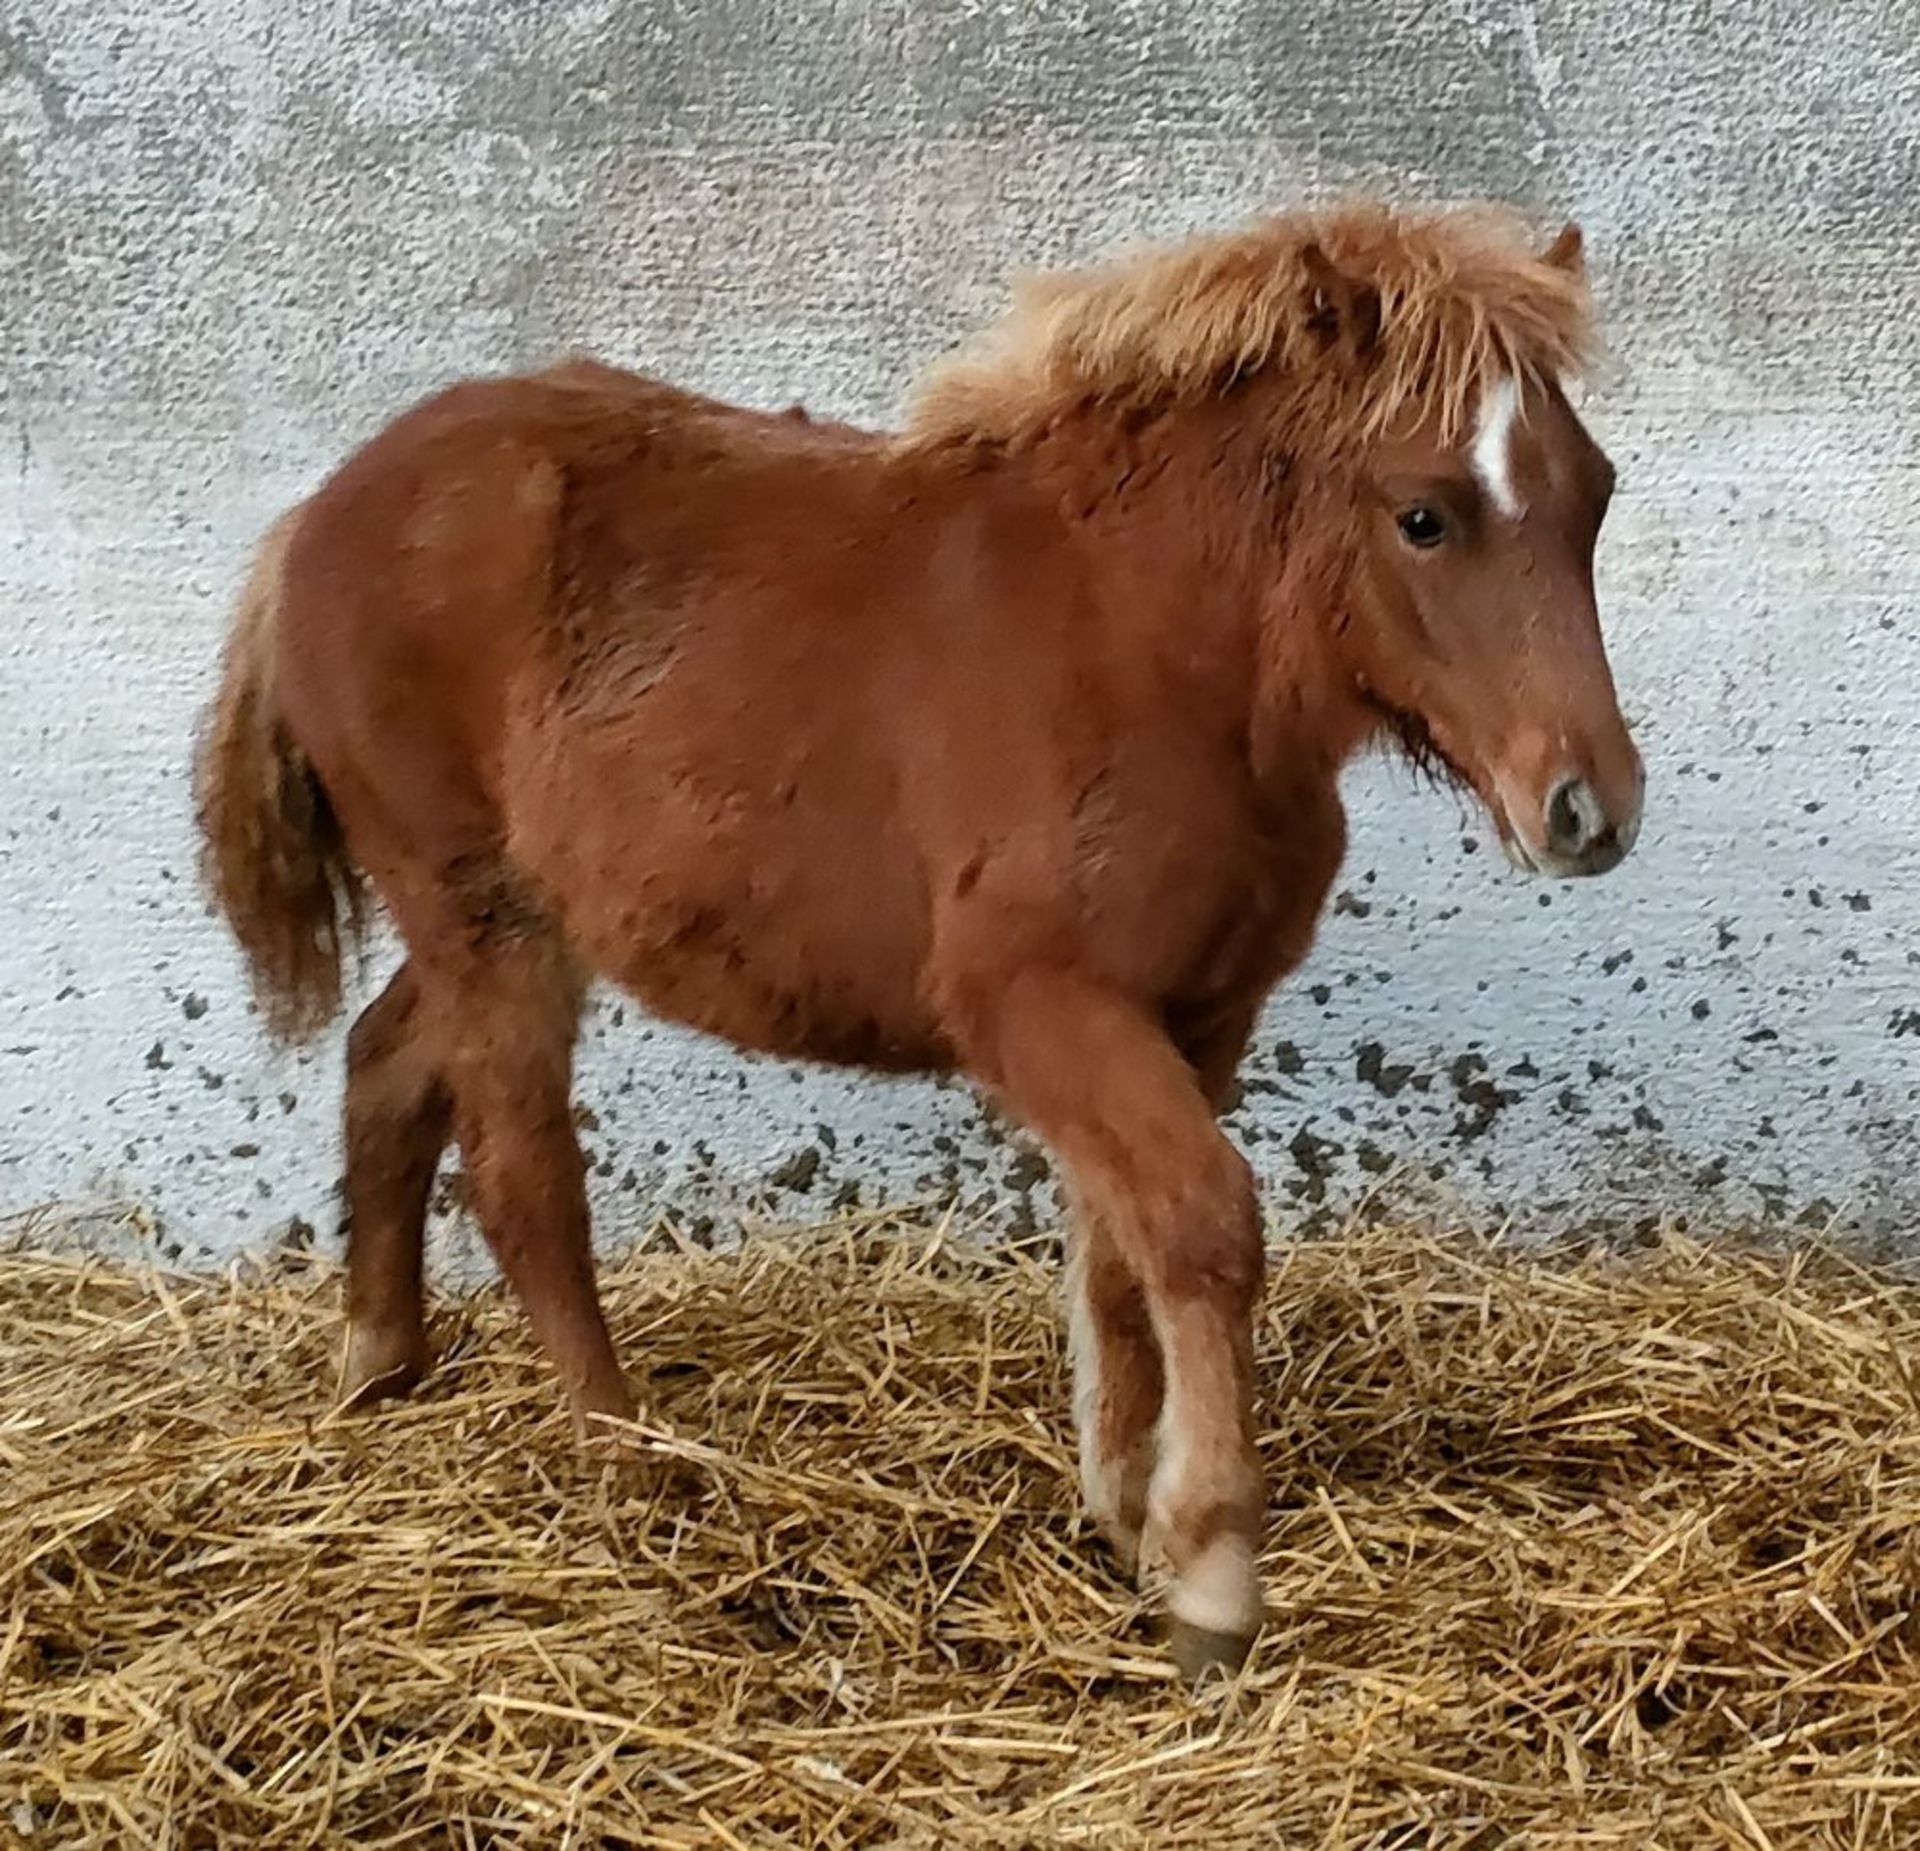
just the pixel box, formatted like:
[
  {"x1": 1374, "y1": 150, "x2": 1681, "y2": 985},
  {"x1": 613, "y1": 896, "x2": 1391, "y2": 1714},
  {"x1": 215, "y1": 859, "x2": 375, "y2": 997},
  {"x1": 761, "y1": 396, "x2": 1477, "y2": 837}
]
[{"x1": 271, "y1": 363, "x2": 1198, "y2": 1069}]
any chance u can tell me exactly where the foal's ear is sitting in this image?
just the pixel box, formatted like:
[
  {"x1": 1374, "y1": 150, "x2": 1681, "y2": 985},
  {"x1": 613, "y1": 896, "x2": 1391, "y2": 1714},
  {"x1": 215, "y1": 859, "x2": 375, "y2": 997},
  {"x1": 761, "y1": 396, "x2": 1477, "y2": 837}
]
[
  {"x1": 1541, "y1": 222, "x2": 1585, "y2": 276},
  {"x1": 1299, "y1": 242, "x2": 1383, "y2": 354}
]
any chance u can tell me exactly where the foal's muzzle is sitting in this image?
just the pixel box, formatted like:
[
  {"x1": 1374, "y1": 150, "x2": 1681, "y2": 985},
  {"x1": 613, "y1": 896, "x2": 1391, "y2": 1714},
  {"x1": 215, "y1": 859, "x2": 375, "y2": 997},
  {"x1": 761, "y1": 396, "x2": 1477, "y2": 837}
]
[{"x1": 1510, "y1": 772, "x2": 1641, "y2": 878}]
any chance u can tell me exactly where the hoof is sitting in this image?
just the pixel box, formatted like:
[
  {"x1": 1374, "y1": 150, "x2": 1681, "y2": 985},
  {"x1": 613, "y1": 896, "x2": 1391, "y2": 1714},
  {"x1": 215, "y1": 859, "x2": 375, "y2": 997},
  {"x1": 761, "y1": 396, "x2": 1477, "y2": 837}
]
[
  {"x1": 569, "y1": 1383, "x2": 638, "y2": 1446},
  {"x1": 1168, "y1": 1617, "x2": 1257, "y2": 1684},
  {"x1": 337, "y1": 1323, "x2": 429, "y2": 1412},
  {"x1": 1092, "y1": 1514, "x2": 1142, "y2": 1582}
]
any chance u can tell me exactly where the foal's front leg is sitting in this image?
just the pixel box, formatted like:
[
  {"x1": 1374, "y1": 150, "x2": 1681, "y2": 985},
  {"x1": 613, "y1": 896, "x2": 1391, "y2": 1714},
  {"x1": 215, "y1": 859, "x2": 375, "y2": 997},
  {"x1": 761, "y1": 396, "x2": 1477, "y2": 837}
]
[
  {"x1": 1057, "y1": 995, "x2": 1259, "y2": 1563},
  {"x1": 964, "y1": 971, "x2": 1268, "y2": 1677},
  {"x1": 1065, "y1": 1207, "x2": 1161, "y2": 1573}
]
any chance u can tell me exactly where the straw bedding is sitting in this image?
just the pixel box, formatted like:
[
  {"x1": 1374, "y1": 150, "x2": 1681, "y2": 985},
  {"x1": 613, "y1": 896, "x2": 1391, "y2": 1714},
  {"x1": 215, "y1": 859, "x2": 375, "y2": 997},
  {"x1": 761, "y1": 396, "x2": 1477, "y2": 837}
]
[{"x1": 5, "y1": 1212, "x2": 1920, "y2": 1848}]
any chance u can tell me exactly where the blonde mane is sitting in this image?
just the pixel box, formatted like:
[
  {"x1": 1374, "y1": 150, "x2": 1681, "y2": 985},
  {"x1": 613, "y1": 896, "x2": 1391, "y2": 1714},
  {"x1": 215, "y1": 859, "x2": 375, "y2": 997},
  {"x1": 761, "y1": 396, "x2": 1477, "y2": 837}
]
[{"x1": 903, "y1": 202, "x2": 1594, "y2": 453}]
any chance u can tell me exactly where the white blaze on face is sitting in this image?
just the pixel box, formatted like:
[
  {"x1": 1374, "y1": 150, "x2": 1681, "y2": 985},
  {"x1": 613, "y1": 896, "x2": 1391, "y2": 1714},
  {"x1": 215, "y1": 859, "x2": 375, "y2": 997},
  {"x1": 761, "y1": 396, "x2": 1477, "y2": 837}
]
[{"x1": 1470, "y1": 374, "x2": 1524, "y2": 520}]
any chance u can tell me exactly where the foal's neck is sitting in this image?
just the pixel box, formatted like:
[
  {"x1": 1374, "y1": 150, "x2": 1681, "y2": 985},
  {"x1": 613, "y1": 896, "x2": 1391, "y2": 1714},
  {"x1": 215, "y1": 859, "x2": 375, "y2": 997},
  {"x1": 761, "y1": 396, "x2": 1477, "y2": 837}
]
[{"x1": 1024, "y1": 408, "x2": 1377, "y2": 800}]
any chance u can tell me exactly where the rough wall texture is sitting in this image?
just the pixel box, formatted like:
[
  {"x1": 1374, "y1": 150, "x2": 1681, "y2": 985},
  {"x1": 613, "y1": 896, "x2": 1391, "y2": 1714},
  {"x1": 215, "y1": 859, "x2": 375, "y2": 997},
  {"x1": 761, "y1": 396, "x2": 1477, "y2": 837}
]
[{"x1": 4, "y1": 0, "x2": 1918, "y2": 1265}]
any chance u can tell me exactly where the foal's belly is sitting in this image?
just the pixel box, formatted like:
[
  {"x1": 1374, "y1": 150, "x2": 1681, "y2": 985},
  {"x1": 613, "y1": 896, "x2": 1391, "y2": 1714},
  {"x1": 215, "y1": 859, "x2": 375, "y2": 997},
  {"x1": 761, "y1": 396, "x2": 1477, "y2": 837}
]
[
  {"x1": 601, "y1": 898, "x2": 951, "y2": 1073},
  {"x1": 524, "y1": 770, "x2": 949, "y2": 1072}
]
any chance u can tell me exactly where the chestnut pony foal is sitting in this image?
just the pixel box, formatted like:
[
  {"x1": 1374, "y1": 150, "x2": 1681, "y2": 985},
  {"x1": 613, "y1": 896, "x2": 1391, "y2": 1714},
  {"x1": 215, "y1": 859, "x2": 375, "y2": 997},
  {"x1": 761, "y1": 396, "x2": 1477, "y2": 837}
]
[{"x1": 196, "y1": 204, "x2": 1643, "y2": 1677}]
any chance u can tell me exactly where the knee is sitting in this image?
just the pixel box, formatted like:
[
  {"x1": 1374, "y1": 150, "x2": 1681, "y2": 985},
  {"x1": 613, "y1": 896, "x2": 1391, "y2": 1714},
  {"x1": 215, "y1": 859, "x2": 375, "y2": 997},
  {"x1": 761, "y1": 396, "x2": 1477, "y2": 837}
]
[{"x1": 1134, "y1": 1144, "x2": 1263, "y2": 1308}]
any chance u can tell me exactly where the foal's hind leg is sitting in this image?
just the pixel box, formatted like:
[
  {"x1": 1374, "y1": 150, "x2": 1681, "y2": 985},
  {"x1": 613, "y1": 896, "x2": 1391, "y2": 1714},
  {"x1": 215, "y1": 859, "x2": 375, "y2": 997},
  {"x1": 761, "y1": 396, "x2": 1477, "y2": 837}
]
[
  {"x1": 431, "y1": 935, "x2": 634, "y2": 1436},
  {"x1": 339, "y1": 961, "x2": 450, "y2": 1408}
]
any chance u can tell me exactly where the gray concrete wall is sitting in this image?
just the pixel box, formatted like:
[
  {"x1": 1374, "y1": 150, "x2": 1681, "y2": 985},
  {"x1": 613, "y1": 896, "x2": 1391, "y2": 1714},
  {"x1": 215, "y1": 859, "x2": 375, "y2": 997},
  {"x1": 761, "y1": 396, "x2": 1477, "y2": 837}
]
[{"x1": 4, "y1": 0, "x2": 1918, "y2": 1265}]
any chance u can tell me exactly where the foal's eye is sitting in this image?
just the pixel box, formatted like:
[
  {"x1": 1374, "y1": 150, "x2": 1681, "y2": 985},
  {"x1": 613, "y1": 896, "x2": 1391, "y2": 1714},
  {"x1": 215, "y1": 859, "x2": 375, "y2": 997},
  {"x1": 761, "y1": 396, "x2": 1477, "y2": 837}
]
[{"x1": 1396, "y1": 506, "x2": 1447, "y2": 549}]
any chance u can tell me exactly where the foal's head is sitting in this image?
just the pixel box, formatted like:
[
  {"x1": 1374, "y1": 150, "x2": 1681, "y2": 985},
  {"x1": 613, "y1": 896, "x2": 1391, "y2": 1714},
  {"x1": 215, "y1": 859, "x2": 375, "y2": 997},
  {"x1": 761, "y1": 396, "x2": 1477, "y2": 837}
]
[
  {"x1": 909, "y1": 203, "x2": 1644, "y2": 878},
  {"x1": 1336, "y1": 316, "x2": 1641, "y2": 877}
]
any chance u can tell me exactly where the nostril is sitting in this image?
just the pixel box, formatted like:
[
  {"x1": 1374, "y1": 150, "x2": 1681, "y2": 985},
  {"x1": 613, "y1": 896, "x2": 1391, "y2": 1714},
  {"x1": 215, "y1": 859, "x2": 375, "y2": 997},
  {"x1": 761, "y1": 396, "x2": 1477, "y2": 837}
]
[{"x1": 1545, "y1": 777, "x2": 1603, "y2": 856}]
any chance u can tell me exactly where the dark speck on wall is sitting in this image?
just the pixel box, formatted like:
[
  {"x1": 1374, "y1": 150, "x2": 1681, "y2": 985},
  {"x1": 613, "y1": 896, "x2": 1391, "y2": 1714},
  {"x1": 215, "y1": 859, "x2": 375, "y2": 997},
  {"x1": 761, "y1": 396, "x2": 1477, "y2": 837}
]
[
  {"x1": 765, "y1": 1145, "x2": 822, "y2": 1193},
  {"x1": 1286, "y1": 1125, "x2": 1342, "y2": 1202},
  {"x1": 1354, "y1": 1040, "x2": 1415, "y2": 1098},
  {"x1": 1448, "y1": 1053, "x2": 1513, "y2": 1142}
]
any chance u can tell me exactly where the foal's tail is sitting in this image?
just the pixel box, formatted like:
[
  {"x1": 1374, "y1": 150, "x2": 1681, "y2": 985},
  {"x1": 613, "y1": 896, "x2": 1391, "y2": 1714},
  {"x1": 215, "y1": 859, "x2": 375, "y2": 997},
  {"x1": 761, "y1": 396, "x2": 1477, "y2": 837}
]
[{"x1": 192, "y1": 507, "x2": 364, "y2": 1043}]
